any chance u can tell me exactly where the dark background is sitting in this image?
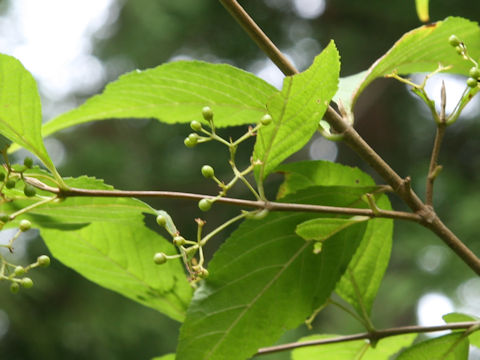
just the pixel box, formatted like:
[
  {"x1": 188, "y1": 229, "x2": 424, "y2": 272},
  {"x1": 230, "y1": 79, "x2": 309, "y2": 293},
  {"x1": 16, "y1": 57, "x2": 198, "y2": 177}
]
[{"x1": 0, "y1": 1, "x2": 479, "y2": 359}]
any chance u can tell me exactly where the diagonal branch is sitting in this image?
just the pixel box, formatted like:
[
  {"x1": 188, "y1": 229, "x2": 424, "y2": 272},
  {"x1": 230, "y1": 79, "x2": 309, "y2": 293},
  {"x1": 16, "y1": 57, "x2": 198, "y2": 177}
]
[{"x1": 218, "y1": 0, "x2": 480, "y2": 275}]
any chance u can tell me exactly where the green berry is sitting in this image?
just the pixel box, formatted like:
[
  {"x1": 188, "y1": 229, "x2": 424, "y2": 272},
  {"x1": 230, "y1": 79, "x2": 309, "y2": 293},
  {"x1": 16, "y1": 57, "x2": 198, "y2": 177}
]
[
  {"x1": 260, "y1": 114, "x2": 273, "y2": 126},
  {"x1": 184, "y1": 137, "x2": 195, "y2": 148},
  {"x1": 19, "y1": 219, "x2": 32, "y2": 232},
  {"x1": 0, "y1": 214, "x2": 9, "y2": 223},
  {"x1": 467, "y1": 77, "x2": 478, "y2": 88},
  {"x1": 190, "y1": 120, "x2": 202, "y2": 132},
  {"x1": 198, "y1": 268, "x2": 209, "y2": 279},
  {"x1": 201, "y1": 165, "x2": 215, "y2": 178},
  {"x1": 20, "y1": 277, "x2": 33, "y2": 289},
  {"x1": 5, "y1": 179, "x2": 16, "y2": 189},
  {"x1": 153, "y1": 252, "x2": 168, "y2": 265},
  {"x1": 469, "y1": 67, "x2": 480, "y2": 79},
  {"x1": 23, "y1": 157, "x2": 33, "y2": 168},
  {"x1": 173, "y1": 236, "x2": 186, "y2": 246},
  {"x1": 23, "y1": 183, "x2": 36, "y2": 197},
  {"x1": 10, "y1": 282, "x2": 20, "y2": 294},
  {"x1": 156, "y1": 214, "x2": 167, "y2": 227},
  {"x1": 0, "y1": 173, "x2": 5, "y2": 182},
  {"x1": 198, "y1": 198, "x2": 212, "y2": 212},
  {"x1": 14, "y1": 266, "x2": 26, "y2": 276},
  {"x1": 184, "y1": 133, "x2": 199, "y2": 148},
  {"x1": 448, "y1": 35, "x2": 461, "y2": 47},
  {"x1": 202, "y1": 106, "x2": 214, "y2": 121},
  {"x1": 37, "y1": 255, "x2": 50, "y2": 267},
  {"x1": 455, "y1": 46, "x2": 463, "y2": 55}
]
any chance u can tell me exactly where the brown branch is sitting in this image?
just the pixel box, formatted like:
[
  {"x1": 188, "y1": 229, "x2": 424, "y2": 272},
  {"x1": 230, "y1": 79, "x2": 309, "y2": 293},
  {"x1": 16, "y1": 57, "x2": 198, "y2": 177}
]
[
  {"x1": 218, "y1": 0, "x2": 480, "y2": 275},
  {"x1": 24, "y1": 177, "x2": 421, "y2": 222},
  {"x1": 256, "y1": 321, "x2": 480, "y2": 356}
]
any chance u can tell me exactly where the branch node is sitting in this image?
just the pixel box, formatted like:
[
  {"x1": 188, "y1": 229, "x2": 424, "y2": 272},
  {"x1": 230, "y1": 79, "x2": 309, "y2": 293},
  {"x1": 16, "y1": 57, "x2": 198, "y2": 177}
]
[{"x1": 417, "y1": 205, "x2": 436, "y2": 224}]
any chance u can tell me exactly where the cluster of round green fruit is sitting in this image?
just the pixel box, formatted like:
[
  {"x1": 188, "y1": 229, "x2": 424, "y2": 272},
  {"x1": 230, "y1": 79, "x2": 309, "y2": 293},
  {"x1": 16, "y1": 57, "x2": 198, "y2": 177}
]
[
  {"x1": 7, "y1": 255, "x2": 50, "y2": 294},
  {"x1": 448, "y1": 35, "x2": 480, "y2": 88},
  {"x1": 0, "y1": 156, "x2": 37, "y2": 198}
]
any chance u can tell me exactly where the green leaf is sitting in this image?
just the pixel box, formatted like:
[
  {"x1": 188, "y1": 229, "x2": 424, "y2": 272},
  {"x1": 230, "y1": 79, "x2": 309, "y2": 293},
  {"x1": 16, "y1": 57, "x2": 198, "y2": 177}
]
[
  {"x1": 0, "y1": 54, "x2": 59, "y2": 178},
  {"x1": 397, "y1": 333, "x2": 469, "y2": 360},
  {"x1": 416, "y1": 0, "x2": 430, "y2": 23},
  {"x1": 40, "y1": 221, "x2": 192, "y2": 322},
  {"x1": 41, "y1": 60, "x2": 277, "y2": 138},
  {"x1": 335, "y1": 194, "x2": 393, "y2": 316},
  {"x1": 296, "y1": 216, "x2": 369, "y2": 243},
  {"x1": 276, "y1": 160, "x2": 374, "y2": 199},
  {"x1": 443, "y1": 312, "x2": 480, "y2": 348},
  {"x1": 0, "y1": 176, "x2": 155, "y2": 228},
  {"x1": 276, "y1": 160, "x2": 393, "y2": 316},
  {"x1": 151, "y1": 354, "x2": 175, "y2": 360},
  {"x1": 337, "y1": 17, "x2": 480, "y2": 116},
  {"x1": 177, "y1": 186, "x2": 369, "y2": 360},
  {"x1": 253, "y1": 41, "x2": 340, "y2": 180},
  {"x1": 292, "y1": 333, "x2": 417, "y2": 360}
]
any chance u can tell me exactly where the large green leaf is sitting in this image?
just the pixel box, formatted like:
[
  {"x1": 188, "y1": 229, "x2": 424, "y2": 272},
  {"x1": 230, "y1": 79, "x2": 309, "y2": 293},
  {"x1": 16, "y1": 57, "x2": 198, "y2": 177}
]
[
  {"x1": 0, "y1": 54, "x2": 58, "y2": 178},
  {"x1": 41, "y1": 221, "x2": 192, "y2": 322},
  {"x1": 291, "y1": 333, "x2": 416, "y2": 360},
  {"x1": 396, "y1": 333, "x2": 469, "y2": 360},
  {"x1": 335, "y1": 17, "x2": 480, "y2": 116},
  {"x1": 443, "y1": 312, "x2": 480, "y2": 348},
  {"x1": 41, "y1": 60, "x2": 277, "y2": 138},
  {"x1": 253, "y1": 41, "x2": 340, "y2": 180},
  {"x1": 176, "y1": 186, "x2": 369, "y2": 360},
  {"x1": 276, "y1": 160, "x2": 393, "y2": 315},
  {"x1": 0, "y1": 175, "x2": 155, "y2": 228}
]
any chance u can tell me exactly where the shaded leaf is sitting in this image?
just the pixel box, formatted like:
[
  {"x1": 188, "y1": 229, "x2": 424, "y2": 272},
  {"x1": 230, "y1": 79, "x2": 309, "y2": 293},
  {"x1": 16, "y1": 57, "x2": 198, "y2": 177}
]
[
  {"x1": 396, "y1": 333, "x2": 469, "y2": 360},
  {"x1": 177, "y1": 186, "x2": 369, "y2": 360},
  {"x1": 42, "y1": 60, "x2": 277, "y2": 138},
  {"x1": 292, "y1": 333, "x2": 416, "y2": 360},
  {"x1": 41, "y1": 221, "x2": 192, "y2": 322},
  {"x1": 254, "y1": 41, "x2": 340, "y2": 180},
  {"x1": 0, "y1": 54, "x2": 58, "y2": 177}
]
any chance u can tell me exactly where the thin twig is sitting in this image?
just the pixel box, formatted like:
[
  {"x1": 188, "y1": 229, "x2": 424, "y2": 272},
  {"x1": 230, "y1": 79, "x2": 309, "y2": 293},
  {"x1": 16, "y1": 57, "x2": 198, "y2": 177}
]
[
  {"x1": 255, "y1": 321, "x2": 480, "y2": 356},
  {"x1": 217, "y1": 0, "x2": 480, "y2": 275},
  {"x1": 24, "y1": 176, "x2": 421, "y2": 222}
]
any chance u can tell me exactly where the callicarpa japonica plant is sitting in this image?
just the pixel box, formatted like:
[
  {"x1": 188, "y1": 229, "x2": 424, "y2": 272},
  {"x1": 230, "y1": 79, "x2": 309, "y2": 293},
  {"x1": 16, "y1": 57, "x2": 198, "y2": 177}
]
[{"x1": 1, "y1": 0, "x2": 480, "y2": 359}]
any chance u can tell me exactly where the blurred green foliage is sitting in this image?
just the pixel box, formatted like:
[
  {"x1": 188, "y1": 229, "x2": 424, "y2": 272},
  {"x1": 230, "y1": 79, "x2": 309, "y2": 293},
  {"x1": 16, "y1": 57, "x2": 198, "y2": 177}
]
[{"x1": 0, "y1": 0, "x2": 479, "y2": 359}]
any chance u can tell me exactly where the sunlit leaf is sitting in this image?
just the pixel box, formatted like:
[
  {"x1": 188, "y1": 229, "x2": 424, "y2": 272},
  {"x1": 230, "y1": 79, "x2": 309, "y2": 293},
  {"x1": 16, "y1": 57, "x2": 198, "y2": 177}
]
[
  {"x1": 41, "y1": 221, "x2": 192, "y2": 322},
  {"x1": 41, "y1": 60, "x2": 277, "y2": 138},
  {"x1": 296, "y1": 216, "x2": 369, "y2": 242},
  {"x1": 253, "y1": 41, "x2": 340, "y2": 180},
  {"x1": 0, "y1": 54, "x2": 58, "y2": 177},
  {"x1": 443, "y1": 312, "x2": 480, "y2": 348},
  {"x1": 292, "y1": 333, "x2": 417, "y2": 360},
  {"x1": 396, "y1": 333, "x2": 469, "y2": 360}
]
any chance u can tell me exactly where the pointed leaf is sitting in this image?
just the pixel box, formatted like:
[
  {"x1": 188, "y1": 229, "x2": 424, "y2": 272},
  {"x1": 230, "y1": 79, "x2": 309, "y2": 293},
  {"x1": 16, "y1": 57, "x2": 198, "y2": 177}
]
[
  {"x1": 254, "y1": 41, "x2": 340, "y2": 180},
  {"x1": 42, "y1": 60, "x2": 277, "y2": 138},
  {"x1": 292, "y1": 333, "x2": 416, "y2": 360},
  {"x1": 0, "y1": 54, "x2": 57, "y2": 175},
  {"x1": 177, "y1": 186, "x2": 369, "y2": 360},
  {"x1": 296, "y1": 216, "x2": 369, "y2": 242},
  {"x1": 41, "y1": 221, "x2": 192, "y2": 321},
  {"x1": 338, "y1": 17, "x2": 480, "y2": 116}
]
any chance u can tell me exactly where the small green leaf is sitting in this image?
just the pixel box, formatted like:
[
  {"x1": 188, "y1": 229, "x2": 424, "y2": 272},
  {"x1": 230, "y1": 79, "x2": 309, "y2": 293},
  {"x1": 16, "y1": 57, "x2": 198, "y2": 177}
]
[
  {"x1": 177, "y1": 186, "x2": 368, "y2": 360},
  {"x1": 276, "y1": 160, "x2": 374, "y2": 199},
  {"x1": 41, "y1": 221, "x2": 192, "y2": 321},
  {"x1": 296, "y1": 216, "x2": 369, "y2": 242},
  {"x1": 41, "y1": 61, "x2": 277, "y2": 138},
  {"x1": 0, "y1": 54, "x2": 59, "y2": 179},
  {"x1": 443, "y1": 312, "x2": 480, "y2": 348},
  {"x1": 336, "y1": 17, "x2": 480, "y2": 117},
  {"x1": 416, "y1": 0, "x2": 430, "y2": 23},
  {"x1": 151, "y1": 354, "x2": 175, "y2": 360},
  {"x1": 254, "y1": 41, "x2": 340, "y2": 180},
  {"x1": 396, "y1": 333, "x2": 469, "y2": 360},
  {"x1": 292, "y1": 333, "x2": 417, "y2": 360}
]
